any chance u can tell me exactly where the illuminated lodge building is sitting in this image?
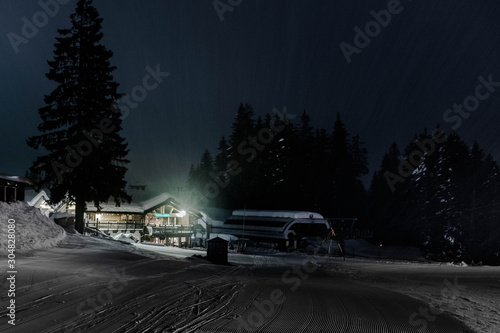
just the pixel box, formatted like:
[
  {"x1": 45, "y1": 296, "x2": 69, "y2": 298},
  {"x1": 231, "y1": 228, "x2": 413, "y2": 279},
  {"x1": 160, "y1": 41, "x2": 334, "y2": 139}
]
[{"x1": 84, "y1": 193, "x2": 204, "y2": 246}]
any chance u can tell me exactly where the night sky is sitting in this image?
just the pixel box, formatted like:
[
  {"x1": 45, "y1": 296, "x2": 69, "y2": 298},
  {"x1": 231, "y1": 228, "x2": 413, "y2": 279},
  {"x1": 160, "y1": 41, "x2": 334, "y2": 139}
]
[{"x1": 1, "y1": 0, "x2": 500, "y2": 194}]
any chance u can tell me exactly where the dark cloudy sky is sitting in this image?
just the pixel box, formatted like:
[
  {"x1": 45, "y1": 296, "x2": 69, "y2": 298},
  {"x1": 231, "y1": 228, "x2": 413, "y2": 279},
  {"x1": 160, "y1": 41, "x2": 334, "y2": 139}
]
[{"x1": 1, "y1": 0, "x2": 500, "y2": 194}]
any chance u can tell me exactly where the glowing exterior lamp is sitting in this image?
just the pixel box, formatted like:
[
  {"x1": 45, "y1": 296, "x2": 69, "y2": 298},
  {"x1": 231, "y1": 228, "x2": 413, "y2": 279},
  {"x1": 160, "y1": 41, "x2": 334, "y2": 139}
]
[{"x1": 176, "y1": 210, "x2": 186, "y2": 218}]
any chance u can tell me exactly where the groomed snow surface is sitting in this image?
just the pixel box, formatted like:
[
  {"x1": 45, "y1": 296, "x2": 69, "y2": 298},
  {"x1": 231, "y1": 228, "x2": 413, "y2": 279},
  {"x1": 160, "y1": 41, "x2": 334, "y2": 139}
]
[
  {"x1": 324, "y1": 258, "x2": 500, "y2": 333},
  {"x1": 0, "y1": 201, "x2": 499, "y2": 332}
]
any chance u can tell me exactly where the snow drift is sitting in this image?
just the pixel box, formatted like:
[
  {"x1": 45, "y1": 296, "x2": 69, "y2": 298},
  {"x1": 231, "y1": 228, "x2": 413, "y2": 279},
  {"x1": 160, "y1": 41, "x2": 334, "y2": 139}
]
[
  {"x1": 0, "y1": 201, "x2": 66, "y2": 255},
  {"x1": 113, "y1": 233, "x2": 139, "y2": 243}
]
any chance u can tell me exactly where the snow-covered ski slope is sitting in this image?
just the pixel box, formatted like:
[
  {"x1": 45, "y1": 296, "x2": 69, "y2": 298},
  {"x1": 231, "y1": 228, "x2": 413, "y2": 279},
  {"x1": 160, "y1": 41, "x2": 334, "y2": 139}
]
[{"x1": 0, "y1": 202, "x2": 498, "y2": 332}]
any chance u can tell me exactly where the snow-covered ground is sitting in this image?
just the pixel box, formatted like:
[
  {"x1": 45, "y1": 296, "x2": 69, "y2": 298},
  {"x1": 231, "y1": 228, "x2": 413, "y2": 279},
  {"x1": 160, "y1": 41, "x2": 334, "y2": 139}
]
[
  {"x1": 1, "y1": 201, "x2": 499, "y2": 332},
  {"x1": 0, "y1": 201, "x2": 66, "y2": 255},
  {"x1": 321, "y1": 257, "x2": 500, "y2": 333},
  {"x1": 132, "y1": 244, "x2": 500, "y2": 332}
]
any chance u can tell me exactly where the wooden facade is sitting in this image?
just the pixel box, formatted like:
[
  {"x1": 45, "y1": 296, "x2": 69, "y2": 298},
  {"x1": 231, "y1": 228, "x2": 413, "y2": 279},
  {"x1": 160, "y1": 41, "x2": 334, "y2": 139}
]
[{"x1": 84, "y1": 193, "x2": 204, "y2": 245}]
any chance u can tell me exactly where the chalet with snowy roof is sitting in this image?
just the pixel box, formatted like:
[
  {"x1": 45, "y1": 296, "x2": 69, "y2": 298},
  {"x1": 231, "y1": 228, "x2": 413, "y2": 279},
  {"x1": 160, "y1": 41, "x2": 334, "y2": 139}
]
[
  {"x1": 84, "y1": 192, "x2": 205, "y2": 246},
  {"x1": 0, "y1": 172, "x2": 33, "y2": 203}
]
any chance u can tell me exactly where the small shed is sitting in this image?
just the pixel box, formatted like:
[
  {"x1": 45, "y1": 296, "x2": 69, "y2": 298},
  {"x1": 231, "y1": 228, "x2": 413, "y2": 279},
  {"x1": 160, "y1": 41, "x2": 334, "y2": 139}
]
[{"x1": 207, "y1": 237, "x2": 228, "y2": 264}]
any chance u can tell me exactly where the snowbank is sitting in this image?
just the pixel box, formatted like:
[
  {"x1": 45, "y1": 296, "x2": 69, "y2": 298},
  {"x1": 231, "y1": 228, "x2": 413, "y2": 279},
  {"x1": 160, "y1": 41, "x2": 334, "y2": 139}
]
[
  {"x1": 0, "y1": 201, "x2": 66, "y2": 255},
  {"x1": 113, "y1": 233, "x2": 139, "y2": 243}
]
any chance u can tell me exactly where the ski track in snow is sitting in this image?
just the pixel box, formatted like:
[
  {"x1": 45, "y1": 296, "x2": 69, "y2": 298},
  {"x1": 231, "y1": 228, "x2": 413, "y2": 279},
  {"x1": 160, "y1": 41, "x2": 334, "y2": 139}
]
[
  {"x1": 324, "y1": 259, "x2": 500, "y2": 333},
  {"x1": 0, "y1": 234, "x2": 495, "y2": 333},
  {"x1": 74, "y1": 268, "x2": 245, "y2": 333}
]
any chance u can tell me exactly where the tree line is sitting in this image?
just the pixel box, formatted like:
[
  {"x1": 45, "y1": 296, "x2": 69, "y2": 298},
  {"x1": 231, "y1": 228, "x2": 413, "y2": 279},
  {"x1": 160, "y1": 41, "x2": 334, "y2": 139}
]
[
  {"x1": 187, "y1": 104, "x2": 500, "y2": 264},
  {"x1": 186, "y1": 103, "x2": 369, "y2": 217},
  {"x1": 368, "y1": 129, "x2": 500, "y2": 264}
]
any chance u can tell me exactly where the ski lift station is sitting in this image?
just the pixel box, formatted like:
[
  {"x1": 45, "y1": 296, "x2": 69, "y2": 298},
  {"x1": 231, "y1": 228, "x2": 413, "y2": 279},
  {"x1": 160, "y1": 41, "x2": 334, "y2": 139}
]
[{"x1": 210, "y1": 210, "x2": 331, "y2": 249}]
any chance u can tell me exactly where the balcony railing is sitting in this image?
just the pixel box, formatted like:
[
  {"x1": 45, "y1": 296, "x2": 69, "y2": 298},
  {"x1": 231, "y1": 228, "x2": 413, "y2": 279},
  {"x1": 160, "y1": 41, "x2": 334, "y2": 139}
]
[
  {"x1": 85, "y1": 220, "x2": 194, "y2": 236},
  {"x1": 148, "y1": 225, "x2": 193, "y2": 235},
  {"x1": 85, "y1": 220, "x2": 145, "y2": 231}
]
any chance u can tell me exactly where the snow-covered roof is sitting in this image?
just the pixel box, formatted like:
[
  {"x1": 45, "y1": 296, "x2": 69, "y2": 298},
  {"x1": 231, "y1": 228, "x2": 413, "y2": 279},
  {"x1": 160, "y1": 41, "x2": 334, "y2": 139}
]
[
  {"x1": 23, "y1": 190, "x2": 200, "y2": 217},
  {"x1": 232, "y1": 209, "x2": 324, "y2": 219},
  {"x1": 214, "y1": 210, "x2": 330, "y2": 241},
  {"x1": 0, "y1": 172, "x2": 33, "y2": 185},
  {"x1": 85, "y1": 192, "x2": 189, "y2": 215},
  {"x1": 85, "y1": 201, "x2": 144, "y2": 214},
  {"x1": 141, "y1": 192, "x2": 178, "y2": 212},
  {"x1": 208, "y1": 236, "x2": 229, "y2": 243},
  {"x1": 211, "y1": 234, "x2": 239, "y2": 242},
  {"x1": 27, "y1": 190, "x2": 51, "y2": 208}
]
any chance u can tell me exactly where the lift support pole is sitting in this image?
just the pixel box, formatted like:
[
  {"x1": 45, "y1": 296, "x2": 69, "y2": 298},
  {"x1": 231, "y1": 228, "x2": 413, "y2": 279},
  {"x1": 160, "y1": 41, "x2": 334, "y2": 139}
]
[{"x1": 309, "y1": 226, "x2": 345, "y2": 265}]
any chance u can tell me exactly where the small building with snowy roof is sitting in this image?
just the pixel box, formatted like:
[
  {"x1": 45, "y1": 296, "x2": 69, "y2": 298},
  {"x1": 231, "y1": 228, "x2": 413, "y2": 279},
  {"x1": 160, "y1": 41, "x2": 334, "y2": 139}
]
[
  {"x1": 0, "y1": 172, "x2": 33, "y2": 203},
  {"x1": 207, "y1": 237, "x2": 228, "y2": 264}
]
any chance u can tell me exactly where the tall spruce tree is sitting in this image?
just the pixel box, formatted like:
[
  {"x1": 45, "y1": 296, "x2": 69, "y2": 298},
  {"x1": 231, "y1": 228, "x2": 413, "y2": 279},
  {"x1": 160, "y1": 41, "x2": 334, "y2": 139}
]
[
  {"x1": 227, "y1": 103, "x2": 256, "y2": 208},
  {"x1": 367, "y1": 143, "x2": 402, "y2": 242},
  {"x1": 256, "y1": 113, "x2": 279, "y2": 208},
  {"x1": 186, "y1": 164, "x2": 198, "y2": 193},
  {"x1": 213, "y1": 136, "x2": 231, "y2": 208},
  {"x1": 214, "y1": 136, "x2": 230, "y2": 174},
  {"x1": 198, "y1": 149, "x2": 215, "y2": 200},
  {"x1": 266, "y1": 112, "x2": 294, "y2": 208},
  {"x1": 290, "y1": 110, "x2": 314, "y2": 208},
  {"x1": 27, "y1": 0, "x2": 130, "y2": 233},
  {"x1": 421, "y1": 133, "x2": 469, "y2": 260},
  {"x1": 478, "y1": 154, "x2": 500, "y2": 264},
  {"x1": 329, "y1": 113, "x2": 368, "y2": 217},
  {"x1": 311, "y1": 128, "x2": 331, "y2": 213}
]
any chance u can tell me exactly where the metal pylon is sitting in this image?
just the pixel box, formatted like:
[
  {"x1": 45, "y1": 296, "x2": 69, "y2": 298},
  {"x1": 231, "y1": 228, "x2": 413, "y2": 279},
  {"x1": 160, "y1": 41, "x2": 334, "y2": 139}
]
[{"x1": 309, "y1": 227, "x2": 345, "y2": 265}]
